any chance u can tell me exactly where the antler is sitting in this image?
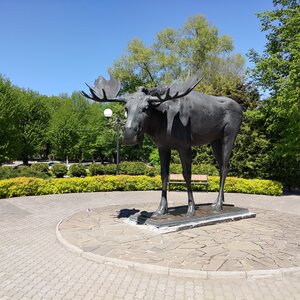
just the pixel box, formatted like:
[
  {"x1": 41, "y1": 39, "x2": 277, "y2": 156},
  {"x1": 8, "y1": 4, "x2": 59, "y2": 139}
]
[
  {"x1": 81, "y1": 72, "x2": 125, "y2": 102},
  {"x1": 147, "y1": 71, "x2": 202, "y2": 102}
]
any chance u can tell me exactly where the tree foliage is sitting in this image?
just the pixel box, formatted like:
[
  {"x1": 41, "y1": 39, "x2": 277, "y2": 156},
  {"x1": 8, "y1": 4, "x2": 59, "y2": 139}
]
[
  {"x1": 1, "y1": 10, "x2": 298, "y2": 188},
  {"x1": 111, "y1": 14, "x2": 262, "y2": 172},
  {"x1": 112, "y1": 16, "x2": 247, "y2": 96},
  {"x1": 17, "y1": 90, "x2": 50, "y2": 164},
  {"x1": 0, "y1": 76, "x2": 20, "y2": 163},
  {"x1": 248, "y1": 0, "x2": 300, "y2": 187}
]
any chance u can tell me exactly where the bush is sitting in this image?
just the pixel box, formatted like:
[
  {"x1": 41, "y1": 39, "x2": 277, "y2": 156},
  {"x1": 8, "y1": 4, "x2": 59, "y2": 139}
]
[
  {"x1": 169, "y1": 163, "x2": 219, "y2": 176},
  {"x1": 0, "y1": 166, "x2": 18, "y2": 180},
  {"x1": 51, "y1": 164, "x2": 68, "y2": 178},
  {"x1": 192, "y1": 164, "x2": 218, "y2": 176},
  {"x1": 0, "y1": 175, "x2": 283, "y2": 199},
  {"x1": 104, "y1": 164, "x2": 117, "y2": 175},
  {"x1": 88, "y1": 164, "x2": 106, "y2": 176},
  {"x1": 145, "y1": 166, "x2": 157, "y2": 177},
  {"x1": 149, "y1": 148, "x2": 160, "y2": 165},
  {"x1": 119, "y1": 161, "x2": 148, "y2": 175},
  {"x1": 86, "y1": 162, "x2": 218, "y2": 177},
  {"x1": 31, "y1": 163, "x2": 49, "y2": 174},
  {"x1": 169, "y1": 163, "x2": 182, "y2": 174},
  {"x1": 68, "y1": 164, "x2": 86, "y2": 177},
  {"x1": 17, "y1": 166, "x2": 49, "y2": 179},
  {"x1": 0, "y1": 166, "x2": 49, "y2": 180},
  {"x1": 169, "y1": 176, "x2": 283, "y2": 195}
]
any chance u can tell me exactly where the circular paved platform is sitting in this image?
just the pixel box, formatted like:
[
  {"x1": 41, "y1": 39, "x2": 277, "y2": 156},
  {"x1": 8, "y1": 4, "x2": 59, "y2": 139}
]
[
  {"x1": 1, "y1": 191, "x2": 300, "y2": 299},
  {"x1": 57, "y1": 193, "x2": 300, "y2": 279}
]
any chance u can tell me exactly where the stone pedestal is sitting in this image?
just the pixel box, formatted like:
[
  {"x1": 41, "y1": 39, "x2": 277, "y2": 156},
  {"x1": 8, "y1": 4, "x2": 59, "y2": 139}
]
[{"x1": 129, "y1": 203, "x2": 256, "y2": 232}]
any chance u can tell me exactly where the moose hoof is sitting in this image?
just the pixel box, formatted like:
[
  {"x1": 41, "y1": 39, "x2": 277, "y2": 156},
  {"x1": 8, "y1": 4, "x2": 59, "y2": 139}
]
[
  {"x1": 152, "y1": 208, "x2": 168, "y2": 217},
  {"x1": 186, "y1": 206, "x2": 195, "y2": 217},
  {"x1": 212, "y1": 203, "x2": 222, "y2": 211}
]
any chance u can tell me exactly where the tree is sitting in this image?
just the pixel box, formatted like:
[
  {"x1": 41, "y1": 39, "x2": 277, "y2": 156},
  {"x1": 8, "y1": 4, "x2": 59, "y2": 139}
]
[
  {"x1": 248, "y1": 0, "x2": 300, "y2": 187},
  {"x1": 112, "y1": 15, "x2": 248, "y2": 97},
  {"x1": 111, "y1": 15, "x2": 260, "y2": 165},
  {"x1": 17, "y1": 89, "x2": 50, "y2": 164},
  {"x1": 78, "y1": 101, "x2": 116, "y2": 162},
  {"x1": 48, "y1": 98, "x2": 81, "y2": 161},
  {"x1": 229, "y1": 109, "x2": 272, "y2": 178},
  {"x1": 0, "y1": 75, "x2": 20, "y2": 163}
]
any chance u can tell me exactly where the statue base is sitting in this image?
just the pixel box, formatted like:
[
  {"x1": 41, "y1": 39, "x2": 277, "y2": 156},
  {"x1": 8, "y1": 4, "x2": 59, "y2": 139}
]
[{"x1": 129, "y1": 203, "x2": 256, "y2": 232}]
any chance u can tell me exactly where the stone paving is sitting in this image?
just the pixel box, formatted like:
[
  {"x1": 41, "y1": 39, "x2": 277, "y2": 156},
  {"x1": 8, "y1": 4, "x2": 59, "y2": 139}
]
[
  {"x1": 58, "y1": 205, "x2": 300, "y2": 275},
  {"x1": 0, "y1": 191, "x2": 300, "y2": 299}
]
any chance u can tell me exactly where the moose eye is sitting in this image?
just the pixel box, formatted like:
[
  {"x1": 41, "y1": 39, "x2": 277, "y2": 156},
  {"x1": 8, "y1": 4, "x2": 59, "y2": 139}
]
[{"x1": 142, "y1": 105, "x2": 149, "y2": 112}]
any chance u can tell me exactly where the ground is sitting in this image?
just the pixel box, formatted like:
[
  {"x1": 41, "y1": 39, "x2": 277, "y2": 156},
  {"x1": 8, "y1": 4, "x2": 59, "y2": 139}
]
[{"x1": 0, "y1": 191, "x2": 299, "y2": 299}]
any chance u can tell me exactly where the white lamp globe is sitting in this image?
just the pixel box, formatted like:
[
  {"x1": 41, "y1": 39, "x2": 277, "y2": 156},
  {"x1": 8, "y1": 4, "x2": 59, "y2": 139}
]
[{"x1": 104, "y1": 108, "x2": 113, "y2": 118}]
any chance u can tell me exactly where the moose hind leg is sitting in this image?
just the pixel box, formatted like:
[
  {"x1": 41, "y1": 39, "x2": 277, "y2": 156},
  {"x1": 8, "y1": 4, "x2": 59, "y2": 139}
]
[
  {"x1": 211, "y1": 140, "x2": 224, "y2": 210},
  {"x1": 212, "y1": 127, "x2": 239, "y2": 211},
  {"x1": 153, "y1": 148, "x2": 171, "y2": 216},
  {"x1": 179, "y1": 147, "x2": 195, "y2": 217}
]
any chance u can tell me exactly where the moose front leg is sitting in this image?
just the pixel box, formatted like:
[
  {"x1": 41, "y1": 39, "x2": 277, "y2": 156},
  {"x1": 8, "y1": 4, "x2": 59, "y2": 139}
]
[
  {"x1": 179, "y1": 147, "x2": 195, "y2": 217},
  {"x1": 153, "y1": 148, "x2": 171, "y2": 216}
]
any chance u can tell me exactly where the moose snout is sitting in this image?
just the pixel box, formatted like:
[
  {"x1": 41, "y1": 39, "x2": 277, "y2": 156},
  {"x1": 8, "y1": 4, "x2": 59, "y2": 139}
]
[{"x1": 123, "y1": 127, "x2": 140, "y2": 145}]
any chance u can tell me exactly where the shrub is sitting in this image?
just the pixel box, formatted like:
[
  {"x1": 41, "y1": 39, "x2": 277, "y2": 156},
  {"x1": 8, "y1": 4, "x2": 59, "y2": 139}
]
[
  {"x1": 119, "y1": 161, "x2": 148, "y2": 175},
  {"x1": 192, "y1": 164, "x2": 218, "y2": 176},
  {"x1": 169, "y1": 176, "x2": 283, "y2": 195},
  {"x1": 170, "y1": 163, "x2": 182, "y2": 174},
  {"x1": 31, "y1": 163, "x2": 49, "y2": 174},
  {"x1": 88, "y1": 164, "x2": 106, "y2": 176},
  {"x1": 68, "y1": 164, "x2": 86, "y2": 177},
  {"x1": 17, "y1": 166, "x2": 49, "y2": 179},
  {"x1": 0, "y1": 177, "x2": 49, "y2": 198},
  {"x1": 104, "y1": 164, "x2": 117, "y2": 175},
  {"x1": 0, "y1": 175, "x2": 283, "y2": 199},
  {"x1": 145, "y1": 166, "x2": 157, "y2": 177},
  {"x1": 0, "y1": 166, "x2": 18, "y2": 180},
  {"x1": 149, "y1": 148, "x2": 160, "y2": 165},
  {"x1": 0, "y1": 166, "x2": 49, "y2": 180},
  {"x1": 51, "y1": 164, "x2": 68, "y2": 178},
  {"x1": 169, "y1": 163, "x2": 218, "y2": 176}
]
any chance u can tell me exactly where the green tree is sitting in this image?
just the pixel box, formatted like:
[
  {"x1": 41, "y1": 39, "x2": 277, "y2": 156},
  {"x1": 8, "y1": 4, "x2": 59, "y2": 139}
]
[
  {"x1": 48, "y1": 97, "x2": 80, "y2": 161},
  {"x1": 111, "y1": 15, "x2": 260, "y2": 165},
  {"x1": 248, "y1": 0, "x2": 300, "y2": 187},
  {"x1": 112, "y1": 15, "x2": 247, "y2": 97},
  {"x1": 229, "y1": 109, "x2": 272, "y2": 178},
  {"x1": 17, "y1": 89, "x2": 50, "y2": 164},
  {"x1": 0, "y1": 75, "x2": 20, "y2": 163},
  {"x1": 78, "y1": 101, "x2": 116, "y2": 162}
]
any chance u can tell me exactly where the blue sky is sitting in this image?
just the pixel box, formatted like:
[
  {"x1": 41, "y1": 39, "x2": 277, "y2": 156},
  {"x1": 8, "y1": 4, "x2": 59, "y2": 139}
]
[{"x1": 0, "y1": 0, "x2": 274, "y2": 96}]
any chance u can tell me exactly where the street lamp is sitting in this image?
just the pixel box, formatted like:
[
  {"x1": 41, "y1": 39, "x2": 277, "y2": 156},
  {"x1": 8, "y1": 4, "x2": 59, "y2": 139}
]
[{"x1": 104, "y1": 108, "x2": 123, "y2": 175}]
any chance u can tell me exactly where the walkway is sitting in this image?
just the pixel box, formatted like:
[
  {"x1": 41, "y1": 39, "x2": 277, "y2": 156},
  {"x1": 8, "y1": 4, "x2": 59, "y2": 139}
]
[{"x1": 0, "y1": 191, "x2": 300, "y2": 299}]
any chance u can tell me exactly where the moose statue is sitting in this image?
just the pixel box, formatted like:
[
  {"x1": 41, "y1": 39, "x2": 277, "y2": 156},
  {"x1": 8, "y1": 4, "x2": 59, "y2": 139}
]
[{"x1": 82, "y1": 72, "x2": 243, "y2": 217}]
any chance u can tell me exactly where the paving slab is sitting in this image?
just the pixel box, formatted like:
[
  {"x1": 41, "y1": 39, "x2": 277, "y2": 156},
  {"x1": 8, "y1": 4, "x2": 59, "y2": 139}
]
[
  {"x1": 57, "y1": 193, "x2": 300, "y2": 278},
  {"x1": 0, "y1": 191, "x2": 300, "y2": 299}
]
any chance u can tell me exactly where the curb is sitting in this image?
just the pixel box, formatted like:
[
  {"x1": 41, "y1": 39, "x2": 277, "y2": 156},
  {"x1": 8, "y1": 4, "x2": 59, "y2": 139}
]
[{"x1": 56, "y1": 218, "x2": 300, "y2": 280}]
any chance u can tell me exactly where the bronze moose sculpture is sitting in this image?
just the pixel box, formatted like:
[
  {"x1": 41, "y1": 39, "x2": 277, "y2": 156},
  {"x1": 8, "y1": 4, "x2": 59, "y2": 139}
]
[{"x1": 82, "y1": 72, "x2": 243, "y2": 216}]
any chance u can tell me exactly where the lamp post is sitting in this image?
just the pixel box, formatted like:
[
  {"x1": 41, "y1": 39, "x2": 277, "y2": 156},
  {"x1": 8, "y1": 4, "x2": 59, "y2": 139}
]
[{"x1": 104, "y1": 108, "x2": 123, "y2": 175}]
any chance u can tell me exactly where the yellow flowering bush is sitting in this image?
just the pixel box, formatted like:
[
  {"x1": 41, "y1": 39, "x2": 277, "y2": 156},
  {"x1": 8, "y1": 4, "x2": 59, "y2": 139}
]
[{"x1": 0, "y1": 175, "x2": 282, "y2": 199}]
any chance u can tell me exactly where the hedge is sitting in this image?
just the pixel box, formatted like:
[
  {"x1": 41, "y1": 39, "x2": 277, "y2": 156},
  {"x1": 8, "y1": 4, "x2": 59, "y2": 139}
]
[
  {"x1": 0, "y1": 175, "x2": 282, "y2": 199},
  {"x1": 51, "y1": 164, "x2": 68, "y2": 178},
  {"x1": 0, "y1": 162, "x2": 221, "y2": 180},
  {"x1": 68, "y1": 164, "x2": 86, "y2": 177}
]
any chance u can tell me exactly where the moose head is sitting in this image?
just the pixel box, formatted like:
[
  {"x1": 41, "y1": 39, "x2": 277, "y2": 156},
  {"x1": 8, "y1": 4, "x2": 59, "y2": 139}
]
[{"x1": 81, "y1": 72, "x2": 202, "y2": 146}]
